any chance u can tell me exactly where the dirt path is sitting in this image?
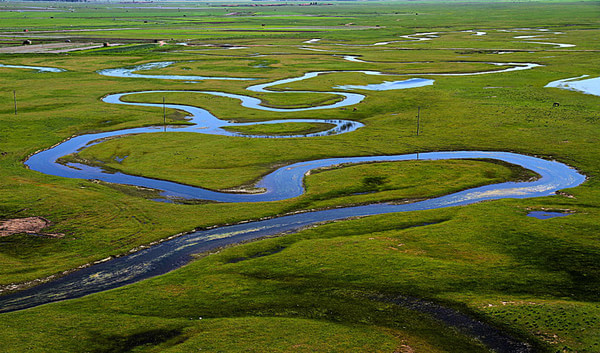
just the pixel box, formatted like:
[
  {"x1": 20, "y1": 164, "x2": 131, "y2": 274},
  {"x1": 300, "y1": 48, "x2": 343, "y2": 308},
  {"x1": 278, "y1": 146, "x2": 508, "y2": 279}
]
[{"x1": 0, "y1": 28, "x2": 140, "y2": 35}]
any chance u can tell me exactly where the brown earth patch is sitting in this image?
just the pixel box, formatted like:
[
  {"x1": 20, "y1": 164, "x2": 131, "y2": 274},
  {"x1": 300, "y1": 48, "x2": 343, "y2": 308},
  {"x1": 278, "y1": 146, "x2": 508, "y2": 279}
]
[
  {"x1": 0, "y1": 42, "x2": 124, "y2": 54},
  {"x1": 395, "y1": 344, "x2": 415, "y2": 353},
  {"x1": 0, "y1": 217, "x2": 62, "y2": 237}
]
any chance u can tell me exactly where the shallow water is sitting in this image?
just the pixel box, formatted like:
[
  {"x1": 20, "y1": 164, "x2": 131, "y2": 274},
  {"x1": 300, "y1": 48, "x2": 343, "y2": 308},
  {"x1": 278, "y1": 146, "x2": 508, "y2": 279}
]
[
  {"x1": 545, "y1": 75, "x2": 600, "y2": 96},
  {"x1": 0, "y1": 63, "x2": 65, "y2": 72},
  {"x1": 299, "y1": 46, "x2": 330, "y2": 52},
  {"x1": 341, "y1": 55, "x2": 367, "y2": 63},
  {"x1": 335, "y1": 78, "x2": 434, "y2": 91},
  {"x1": 25, "y1": 62, "x2": 556, "y2": 203},
  {"x1": 0, "y1": 53, "x2": 583, "y2": 353},
  {"x1": 316, "y1": 28, "x2": 573, "y2": 49},
  {"x1": 335, "y1": 58, "x2": 541, "y2": 76},
  {"x1": 11, "y1": 59, "x2": 585, "y2": 316},
  {"x1": 527, "y1": 211, "x2": 572, "y2": 219},
  {"x1": 522, "y1": 41, "x2": 575, "y2": 48},
  {"x1": 28, "y1": 60, "x2": 546, "y2": 202},
  {"x1": 97, "y1": 61, "x2": 255, "y2": 81},
  {"x1": 420, "y1": 62, "x2": 542, "y2": 77},
  {"x1": 2, "y1": 37, "x2": 584, "y2": 352},
  {"x1": 4, "y1": 151, "x2": 586, "y2": 312}
]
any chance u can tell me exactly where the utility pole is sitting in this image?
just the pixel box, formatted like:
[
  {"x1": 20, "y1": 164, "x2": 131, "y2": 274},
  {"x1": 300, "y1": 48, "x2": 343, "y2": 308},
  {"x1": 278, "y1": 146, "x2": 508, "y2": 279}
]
[
  {"x1": 416, "y1": 106, "x2": 420, "y2": 136},
  {"x1": 13, "y1": 90, "x2": 17, "y2": 115}
]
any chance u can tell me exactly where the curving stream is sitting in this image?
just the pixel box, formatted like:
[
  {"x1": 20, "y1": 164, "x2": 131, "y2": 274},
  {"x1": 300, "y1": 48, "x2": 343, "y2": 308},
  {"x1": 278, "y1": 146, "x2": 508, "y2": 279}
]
[
  {"x1": 97, "y1": 61, "x2": 255, "y2": 81},
  {"x1": 2, "y1": 59, "x2": 587, "y2": 351},
  {"x1": 2, "y1": 151, "x2": 586, "y2": 313},
  {"x1": 26, "y1": 61, "x2": 546, "y2": 202},
  {"x1": 312, "y1": 28, "x2": 574, "y2": 49}
]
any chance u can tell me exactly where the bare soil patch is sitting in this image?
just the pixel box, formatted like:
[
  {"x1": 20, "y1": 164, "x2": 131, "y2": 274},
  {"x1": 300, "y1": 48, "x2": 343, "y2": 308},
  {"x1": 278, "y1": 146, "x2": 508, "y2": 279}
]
[
  {"x1": 0, "y1": 42, "x2": 108, "y2": 54},
  {"x1": 0, "y1": 217, "x2": 62, "y2": 237}
]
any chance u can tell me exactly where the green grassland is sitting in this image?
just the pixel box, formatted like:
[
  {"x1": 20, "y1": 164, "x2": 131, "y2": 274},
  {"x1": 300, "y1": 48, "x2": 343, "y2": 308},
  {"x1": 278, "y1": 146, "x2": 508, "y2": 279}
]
[{"x1": 0, "y1": 1, "x2": 599, "y2": 352}]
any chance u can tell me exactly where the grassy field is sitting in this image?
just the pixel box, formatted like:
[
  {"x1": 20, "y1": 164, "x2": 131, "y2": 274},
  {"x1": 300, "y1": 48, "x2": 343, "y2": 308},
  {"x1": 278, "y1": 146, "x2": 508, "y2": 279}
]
[{"x1": 0, "y1": 1, "x2": 599, "y2": 352}]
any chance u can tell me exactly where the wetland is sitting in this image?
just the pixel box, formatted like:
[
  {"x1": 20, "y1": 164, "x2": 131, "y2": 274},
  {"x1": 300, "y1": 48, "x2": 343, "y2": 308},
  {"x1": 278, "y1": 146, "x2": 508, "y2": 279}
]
[{"x1": 0, "y1": 1, "x2": 599, "y2": 352}]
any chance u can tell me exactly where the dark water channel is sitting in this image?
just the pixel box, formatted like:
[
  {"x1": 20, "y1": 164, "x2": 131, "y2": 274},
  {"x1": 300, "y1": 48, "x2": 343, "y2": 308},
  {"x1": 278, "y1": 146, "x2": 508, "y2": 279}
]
[{"x1": 5, "y1": 151, "x2": 585, "y2": 313}]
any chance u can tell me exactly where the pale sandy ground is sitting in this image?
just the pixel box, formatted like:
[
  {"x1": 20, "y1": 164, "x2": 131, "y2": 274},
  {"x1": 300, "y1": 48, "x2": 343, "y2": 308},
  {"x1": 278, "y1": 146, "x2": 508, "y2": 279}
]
[{"x1": 0, "y1": 42, "x2": 117, "y2": 53}]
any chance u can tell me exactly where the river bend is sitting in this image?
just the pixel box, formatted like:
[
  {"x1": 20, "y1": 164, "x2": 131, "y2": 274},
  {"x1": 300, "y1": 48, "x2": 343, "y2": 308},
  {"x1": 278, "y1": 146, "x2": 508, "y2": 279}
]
[{"x1": 0, "y1": 50, "x2": 588, "y2": 353}]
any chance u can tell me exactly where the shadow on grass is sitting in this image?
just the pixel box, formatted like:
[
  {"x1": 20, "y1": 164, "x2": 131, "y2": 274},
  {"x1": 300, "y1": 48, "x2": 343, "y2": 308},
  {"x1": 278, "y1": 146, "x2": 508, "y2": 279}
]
[{"x1": 89, "y1": 328, "x2": 186, "y2": 353}]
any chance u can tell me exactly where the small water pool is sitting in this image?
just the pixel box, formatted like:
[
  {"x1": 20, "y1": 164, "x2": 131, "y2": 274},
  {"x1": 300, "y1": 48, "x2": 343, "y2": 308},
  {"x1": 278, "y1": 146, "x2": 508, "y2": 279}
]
[{"x1": 527, "y1": 211, "x2": 572, "y2": 219}]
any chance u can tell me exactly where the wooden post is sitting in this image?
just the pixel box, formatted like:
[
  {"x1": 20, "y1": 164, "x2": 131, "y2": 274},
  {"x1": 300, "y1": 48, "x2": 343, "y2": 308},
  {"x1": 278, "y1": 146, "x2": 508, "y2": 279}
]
[
  {"x1": 13, "y1": 90, "x2": 17, "y2": 115},
  {"x1": 416, "y1": 106, "x2": 420, "y2": 136},
  {"x1": 163, "y1": 97, "x2": 166, "y2": 131}
]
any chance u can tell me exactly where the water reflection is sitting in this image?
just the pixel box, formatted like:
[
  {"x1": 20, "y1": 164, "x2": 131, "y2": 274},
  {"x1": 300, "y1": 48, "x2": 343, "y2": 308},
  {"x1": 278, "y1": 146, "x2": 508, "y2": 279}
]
[
  {"x1": 527, "y1": 211, "x2": 572, "y2": 219},
  {"x1": 545, "y1": 75, "x2": 600, "y2": 96},
  {"x1": 97, "y1": 61, "x2": 255, "y2": 81},
  {"x1": 5, "y1": 151, "x2": 586, "y2": 312},
  {"x1": 0, "y1": 63, "x2": 65, "y2": 72}
]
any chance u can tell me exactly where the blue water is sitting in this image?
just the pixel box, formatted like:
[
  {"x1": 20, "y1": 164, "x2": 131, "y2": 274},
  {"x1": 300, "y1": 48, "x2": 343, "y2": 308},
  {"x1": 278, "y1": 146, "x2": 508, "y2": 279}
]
[
  {"x1": 6, "y1": 150, "x2": 585, "y2": 313},
  {"x1": 97, "y1": 61, "x2": 255, "y2": 81},
  {"x1": 545, "y1": 75, "x2": 600, "y2": 97},
  {"x1": 527, "y1": 211, "x2": 572, "y2": 219},
  {"x1": 335, "y1": 78, "x2": 434, "y2": 91},
  {"x1": 4, "y1": 60, "x2": 585, "y2": 313},
  {"x1": 0, "y1": 64, "x2": 65, "y2": 73}
]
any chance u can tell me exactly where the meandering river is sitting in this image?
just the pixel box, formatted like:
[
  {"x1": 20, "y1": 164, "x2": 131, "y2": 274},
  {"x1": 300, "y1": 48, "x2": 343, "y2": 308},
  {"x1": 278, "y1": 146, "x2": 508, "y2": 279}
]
[
  {"x1": 26, "y1": 61, "x2": 551, "y2": 202},
  {"x1": 1, "y1": 150, "x2": 586, "y2": 313},
  {"x1": 0, "y1": 60, "x2": 588, "y2": 352},
  {"x1": 4, "y1": 60, "x2": 585, "y2": 309}
]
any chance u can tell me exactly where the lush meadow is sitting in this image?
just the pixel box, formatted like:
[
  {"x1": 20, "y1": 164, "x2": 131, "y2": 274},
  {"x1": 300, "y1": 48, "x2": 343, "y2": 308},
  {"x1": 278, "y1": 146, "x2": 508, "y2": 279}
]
[{"x1": 0, "y1": 1, "x2": 599, "y2": 352}]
